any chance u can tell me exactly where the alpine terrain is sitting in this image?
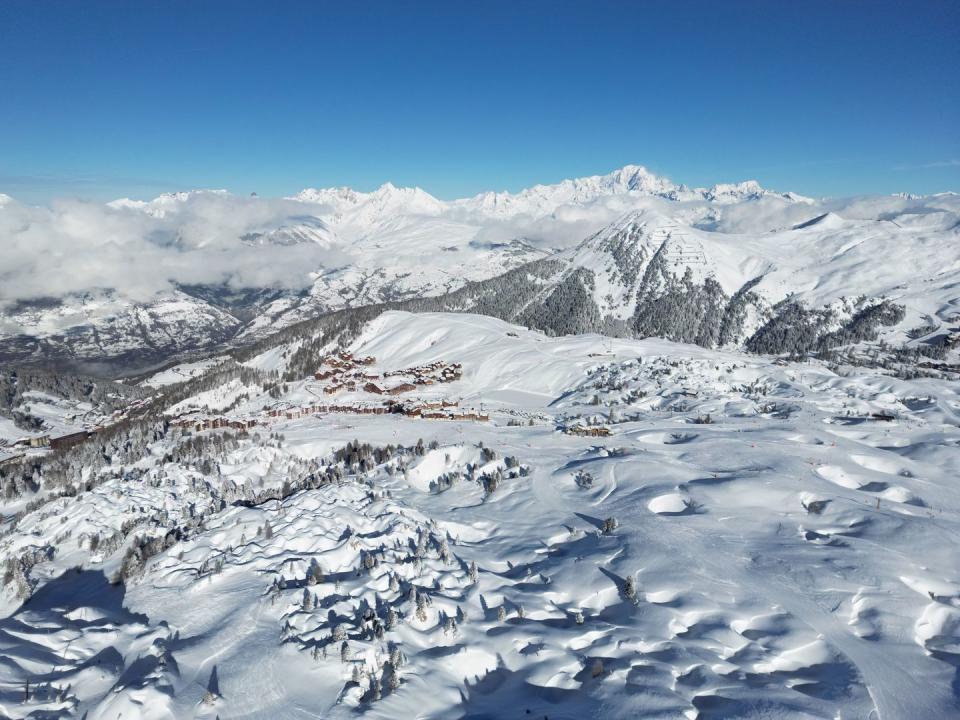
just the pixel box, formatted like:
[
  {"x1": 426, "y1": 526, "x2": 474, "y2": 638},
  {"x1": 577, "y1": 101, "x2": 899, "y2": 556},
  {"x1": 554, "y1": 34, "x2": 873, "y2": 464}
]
[{"x1": 1, "y1": 167, "x2": 959, "y2": 719}]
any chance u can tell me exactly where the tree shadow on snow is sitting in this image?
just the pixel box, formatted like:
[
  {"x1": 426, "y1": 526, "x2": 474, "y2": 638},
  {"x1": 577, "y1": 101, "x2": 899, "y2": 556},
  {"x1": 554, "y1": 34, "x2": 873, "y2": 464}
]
[
  {"x1": 458, "y1": 653, "x2": 603, "y2": 720},
  {"x1": 0, "y1": 568, "x2": 180, "y2": 710}
]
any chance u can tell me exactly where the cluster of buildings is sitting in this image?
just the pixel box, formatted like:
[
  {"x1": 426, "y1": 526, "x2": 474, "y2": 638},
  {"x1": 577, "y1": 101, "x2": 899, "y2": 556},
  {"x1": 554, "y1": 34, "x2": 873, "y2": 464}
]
[
  {"x1": 170, "y1": 417, "x2": 259, "y2": 432},
  {"x1": 266, "y1": 403, "x2": 390, "y2": 419},
  {"x1": 0, "y1": 429, "x2": 96, "y2": 465},
  {"x1": 160, "y1": 352, "x2": 487, "y2": 438},
  {"x1": 383, "y1": 360, "x2": 463, "y2": 385},
  {"x1": 391, "y1": 399, "x2": 488, "y2": 422},
  {"x1": 262, "y1": 398, "x2": 489, "y2": 423},
  {"x1": 2, "y1": 395, "x2": 161, "y2": 462},
  {"x1": 1, "y1": 353, "x2": 481, "y2": 461},
  {"x1": 313, "y1": 351, "x2": 379, "y2": 394},
  {"x1": 10, "y1": 429, "x2": 100, "y2": 452},
  {"x1": 314, "y1": 352, "x2": 463, "y2": 397},
  {"x1": 168, "y1": 397, "x2": 489, "y2": 435},
  {"x1": 361, "y1": 381, "x2": 417, "y2": 396}
]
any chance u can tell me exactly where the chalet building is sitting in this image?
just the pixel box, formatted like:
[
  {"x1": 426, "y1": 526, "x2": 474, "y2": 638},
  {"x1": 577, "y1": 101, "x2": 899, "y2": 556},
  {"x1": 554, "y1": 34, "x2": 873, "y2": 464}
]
[
  {"x1": 50, "y1": 431, "x2": 91, "y2": 451},
  {"x1": 387, "y1": 383, "x2": 417, "y2": 395},
  {"x1": 14, "y1": 435, "x2": 50, "y2": 448},
  {"x1": 364, "y1": 382, "x2": 385, "y2": 394},
  {"x1": 0, "y1": 453, "x2": 25, "y2": 467}
]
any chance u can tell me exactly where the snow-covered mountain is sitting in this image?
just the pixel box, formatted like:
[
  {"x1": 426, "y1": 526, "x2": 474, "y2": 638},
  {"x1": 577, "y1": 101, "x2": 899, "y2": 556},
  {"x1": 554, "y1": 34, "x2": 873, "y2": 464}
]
[
  {"x1": 293, "y1": 164, "x2": 812, "y2": 226},
  {"x1": 293, "y1": 182, "x2": 446, "y2": 226},
  {"x1": 0, "y1": 166, "x2": 956, "y2": 372},
  {"x1": 506, "y1": 199, "x2": 960, "y2": 343},
  {"x1": 0, "y1": 291, "x2": 243, "y2": 371},
  {"x1": 450, "y1": 166, "x2": 814, "y2": 219}
]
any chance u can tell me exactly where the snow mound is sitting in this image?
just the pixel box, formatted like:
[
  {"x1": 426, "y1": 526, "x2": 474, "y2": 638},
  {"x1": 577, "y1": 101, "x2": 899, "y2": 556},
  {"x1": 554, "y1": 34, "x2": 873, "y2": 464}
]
[{"x1": 648, "y1": 493, "x2": 692, "y2": 515}]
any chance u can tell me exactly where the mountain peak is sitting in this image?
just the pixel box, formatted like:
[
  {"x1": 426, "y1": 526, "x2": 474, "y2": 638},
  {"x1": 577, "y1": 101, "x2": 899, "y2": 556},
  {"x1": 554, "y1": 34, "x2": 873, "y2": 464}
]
[
  {"x1": 606, "y1": 163, "x2": 662, "y2": 187},
  {"x1": 288, "y1": 165, "x2": 812, "y2": 226}
]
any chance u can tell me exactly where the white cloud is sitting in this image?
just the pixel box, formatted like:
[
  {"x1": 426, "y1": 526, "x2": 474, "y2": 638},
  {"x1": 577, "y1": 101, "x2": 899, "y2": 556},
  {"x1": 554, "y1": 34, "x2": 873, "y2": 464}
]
[{"x1": 0, "y1": 192, "x2": 352, "y2": 309}]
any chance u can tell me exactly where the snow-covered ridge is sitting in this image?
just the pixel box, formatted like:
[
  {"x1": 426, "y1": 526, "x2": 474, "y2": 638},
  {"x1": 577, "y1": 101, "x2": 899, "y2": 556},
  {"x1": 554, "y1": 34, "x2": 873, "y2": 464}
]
[
  {"x1": 1, "y1": 165, "x2": 957, "y2": 370},
  {"x1": 291, "y1": 164, "x2": 812, "y2": 224}
]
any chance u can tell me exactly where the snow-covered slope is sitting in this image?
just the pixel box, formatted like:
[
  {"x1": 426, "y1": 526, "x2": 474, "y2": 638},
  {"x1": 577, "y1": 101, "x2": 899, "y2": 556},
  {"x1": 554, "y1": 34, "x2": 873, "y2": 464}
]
[
  {"x1": 0, "y1": 166, "x2": 956, "y2": 372},
  {"x1": 2, "y1": 310, "x2": 959, "y2": 718},
  {"x1": 512, "y1": 200, "x2": 959, "y2": 343},
  {"x1": 0, "y1": 291, "x2": 244, "y2": 370}
]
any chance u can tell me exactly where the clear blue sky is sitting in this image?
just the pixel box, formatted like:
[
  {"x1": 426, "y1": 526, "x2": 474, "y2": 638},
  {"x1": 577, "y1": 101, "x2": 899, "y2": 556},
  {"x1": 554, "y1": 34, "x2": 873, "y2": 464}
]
[{"x1": 1, "y1": 0, "x2": 957, "y2": 204}]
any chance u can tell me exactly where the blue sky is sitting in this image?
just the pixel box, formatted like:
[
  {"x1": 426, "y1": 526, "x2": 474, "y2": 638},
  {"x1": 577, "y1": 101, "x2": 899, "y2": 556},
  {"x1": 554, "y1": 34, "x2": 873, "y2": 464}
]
[{"x1": 1, "y1": 0, "x2": 957, "y2": 204}]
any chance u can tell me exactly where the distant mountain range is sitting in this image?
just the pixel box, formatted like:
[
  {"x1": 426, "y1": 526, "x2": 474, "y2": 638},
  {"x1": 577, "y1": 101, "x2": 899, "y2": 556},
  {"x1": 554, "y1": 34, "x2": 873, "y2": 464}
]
[
  {"x1": 0, "y1": 165, "x2": 957, "y2": 373},
  {"x1": 292, "y1": 164, "x2": 811, "y2": 222}
]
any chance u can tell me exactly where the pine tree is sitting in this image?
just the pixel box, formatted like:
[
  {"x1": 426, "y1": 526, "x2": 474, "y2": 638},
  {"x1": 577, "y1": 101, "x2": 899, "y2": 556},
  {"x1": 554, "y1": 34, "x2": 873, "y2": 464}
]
[
  {"x1": 443, "y1": 616, "x2": 457, "y2": 635},
  {"x1": 307, "y1": 559, "x2": 324, "y2": 585},
  {"x1": 387, "y1": 666, "x2": 401, "y2": 692},
  {"x1": 438, "y1": 537, "x2": 452, "y2": 564}
]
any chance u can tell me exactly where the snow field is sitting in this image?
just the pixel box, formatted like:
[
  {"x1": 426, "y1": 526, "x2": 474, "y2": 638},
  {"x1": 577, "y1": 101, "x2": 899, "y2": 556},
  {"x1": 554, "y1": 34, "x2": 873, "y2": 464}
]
[{"x1": 1, "y1": 311, "x2": 959, "y2": 718}]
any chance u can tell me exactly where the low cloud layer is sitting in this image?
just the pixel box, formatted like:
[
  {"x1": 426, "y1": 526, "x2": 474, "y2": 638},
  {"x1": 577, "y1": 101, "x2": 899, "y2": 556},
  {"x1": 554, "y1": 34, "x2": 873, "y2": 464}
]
[
  {"x1": 0, "y1": 192, "x2": 350, "y2": 309},
  {"x1": 464, "y1": 195, "x2": 674, "y2": 252},
  {"x1": 3, "y1": 186, "x2": 955, "y2": 319}
]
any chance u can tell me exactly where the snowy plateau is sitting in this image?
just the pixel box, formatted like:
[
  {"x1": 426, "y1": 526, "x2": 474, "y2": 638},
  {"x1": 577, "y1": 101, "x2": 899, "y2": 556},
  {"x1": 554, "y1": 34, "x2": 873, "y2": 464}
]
[{"x1": 0, "y1": 166, "x2": 959, "y2": 719}]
